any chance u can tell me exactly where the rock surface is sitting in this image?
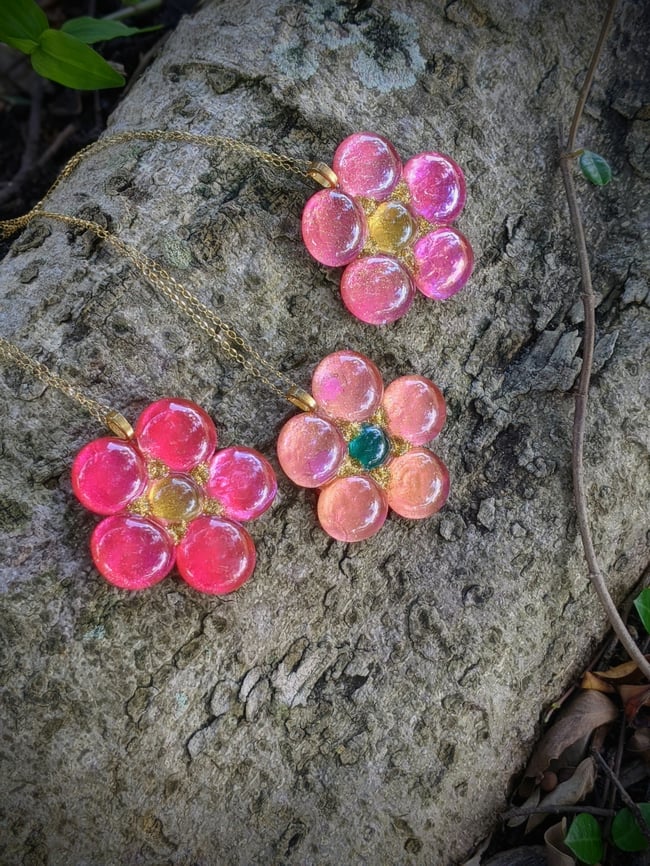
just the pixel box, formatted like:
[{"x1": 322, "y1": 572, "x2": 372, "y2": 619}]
[{"x1": 0, "y1": 1, "x2": 648, "y2": 864}]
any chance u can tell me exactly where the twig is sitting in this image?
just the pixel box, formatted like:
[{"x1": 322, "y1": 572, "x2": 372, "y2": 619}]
[
  {"x1": 592, "y1": 749, "x2": 650, "y2": 842},
  {"x1": 558, "y1": 0, "x2": 650, "y2": 680},
  {"x1": 501, "y1": 804, "x2": 615, "y2": 820},
  {"x1": 104, "y1": 0, "x2": 161, "y2": 21}
]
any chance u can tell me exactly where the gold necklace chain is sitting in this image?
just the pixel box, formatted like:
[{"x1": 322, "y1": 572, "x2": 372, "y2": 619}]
[
  {"x1": 0, "y1": 129, "x2": 337, "y2": 237},
  {"x1": 0, "y1": 130, "x2": 328, "y2": 428}
]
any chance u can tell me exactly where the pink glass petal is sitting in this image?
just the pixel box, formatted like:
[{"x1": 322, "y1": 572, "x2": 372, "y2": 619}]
[
  {"x1": 312, "y1": 350, "x2": 383, "y2": 422},
  {"x1": 72, "y1": 437, "x2": 147, "y2": 516},
  {"x1": 403, "y1": 151, "x2": 467, "y2": 223},
  {"x1": 317, "y1": 475, "x2": 388, "y2": 542},
  {"x1": 206, "y1": 446, "x2": 277, "y2": 522},
  {"x1": 387, "y1": 449, "x2": 450, "y2": 519},
  {"x1": 90, "y1": 515, "x2": 175, "y2": 590},
  {"x1": 333, "y1": 132, "x2": 402, "y2": 201},
  {"x1": 341, "y1": 256, "x2": 415, "y2": 325},
  {"x1": 413, "y1": 227, "x2": 474, "y2": 300},
  {"x1": 176, "y1": 516, "x2": 256, "y2": 595},
  {"x1": 383, "y1": 376, "x2": 446, "y2": 445},
  {"x1": 301, "y1": 190, "x2": 367, "y2": 267},
  {"x1": 277, "y1": 414, "x2": 345, "y2": 488},
  {"x1": 135, "y1": 398, "x2": 217, "y2": 472}
]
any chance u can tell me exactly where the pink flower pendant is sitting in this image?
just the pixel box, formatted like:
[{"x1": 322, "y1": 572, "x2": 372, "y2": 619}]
[
  {"x1": 71, "y1": 398, "x2": 277, "y2": 594},
  {"x1": 302, "y1": 132, "x2": 474, "y2": 325},
  {"x1": 276, "y1": 351, "x2": 450, "y2": 542}
]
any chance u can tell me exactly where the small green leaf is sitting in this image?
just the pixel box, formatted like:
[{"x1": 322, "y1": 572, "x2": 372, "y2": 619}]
[
  {"x1": 61, "y1": 17, "x2": 161, "y2": 44},
  {"x1": 565, "y1": 813, "x2": 603, "y2": 864},
  {"x1": 0, "y1": 0, "x2": 48, "y2": 52},
  {"x1": 634, "y1": 589, "x2": 650, "y2": 634},
  {"x1": 30, "y1": 29, "x2": 125, "y2": 90},
  {"x1": 579, "y1": 150, "x2": 612, "y2": 186},
  {"x1": 612, "y1": 804, "x2": 650, "y2": 852}
]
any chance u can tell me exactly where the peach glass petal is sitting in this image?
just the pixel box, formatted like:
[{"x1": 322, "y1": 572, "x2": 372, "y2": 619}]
[
  {"x1": 333, "y1": 132, "x2": 402, "y2": 200},
  {"x1": 387, "y1": 449, "x2": 450, "y2": 519},
  {"x1": 72, "y1": 437, "x2": 147, "y2": 516},
  {"x1": 383, "y1": 376, "x2": 446, "y2": 445},
  {"x1": 413, "y1": 227, "x2": 474, "y2": 300},
  {"x1": 135, "y1": 398, "x2": 217, "y2": 472},
  {"x1": 341, "y1": 256, "x2": 414, "y2": 325},
  {"x1": 277, "y1": 414, "x2": 346, "y2": 488},
  {"x1": 176, "y1": 515, "x2": 256, "y2": 595},
  {"x1": 206, "y1": 446, "x2": 277, "y2": 522},
  {"x1": 317, "y1": 475, "x2": 388, "y2": 542},
  {"x1": 301, "y1": 190, "x2": 367, "y2": 267},
  {"x1": 90, "y1": 515, "x2": 175, "y2": 589},
  {"x1": 312, "y1": 350, "x2": 383, "y2": 421}
]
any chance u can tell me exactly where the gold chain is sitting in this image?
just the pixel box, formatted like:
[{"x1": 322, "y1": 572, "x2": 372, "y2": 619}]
[
  {"x1": 0, "y1": 129, "x2": 337, "y2": 237},
  {"x1": 0, "y1": 337, "x2": 134, "y2": 438},
  {"x1": 0, "y1": 129, "x2": 326, "y2": 416}
]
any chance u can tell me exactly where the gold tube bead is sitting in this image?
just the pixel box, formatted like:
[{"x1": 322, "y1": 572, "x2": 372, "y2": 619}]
[
  {"x1": 286, "y1": 387, "x2": 317, "y2": 413},
  {"x1": 308, "y1": 162, "x2": 338, "y2": 189},
  {"x1": 105, "y1": 410, "x2": 135, "y2": 440}
]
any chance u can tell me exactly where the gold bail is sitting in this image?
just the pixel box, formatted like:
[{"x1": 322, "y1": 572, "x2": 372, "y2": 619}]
[
  {"x1": 286, "y1": 387, "x2": 317, "y2": 413},
  {"x1": 105, "y1": 410, "x2": 135, "y2": 440},
  {"x1": 308, "y1": 162, "x2": 338, "y2": 189}
]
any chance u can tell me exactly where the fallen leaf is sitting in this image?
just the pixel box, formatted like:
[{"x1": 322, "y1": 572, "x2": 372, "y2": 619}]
[
  {"x1": 525, "y1": 692, "x2": 618, "y2": 780},
  {"x1": 508, "y1": 786, "x2": 540, "y2": 828},
  {"x1": 526, "y1": 757, "x2": 597, "y2": 833},
  {"x1": 619, "y1": 684, "x2": 650, "y2": 724},
  {"x1": 580, "y1": 671, "x2": 615, "y2": 694},
  {"x1": 628, "y1": 729, "x2": 650, "y2": 756},
  {"x1": 587, "y1": 656, "x2": 650, "y2": 686},
  {"x1": 544, "y1": 819, "x2": 576, "y2": 866}
]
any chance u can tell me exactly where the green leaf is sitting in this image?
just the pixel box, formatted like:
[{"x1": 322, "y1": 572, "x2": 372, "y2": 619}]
[
  {"x1": 579, "y1": 150, "x2": 612, "y2": 186},
  {"x1": 612, "y1": 804, "x2": 650, "y2": 852},
  {"x1": 565, "y1": 813, "x2": 603, "y2": 864},
  {"x1": 0, "y1": 0, "x2": 48, "y2": 53},
  {"x1": 634, "y1": 589, "x2": 650, "y2": 634},
  {"x1": 61, "y1": 17, "x2": 160, "y2": 44},
  {"x1": 30, "y1": 29, "x2": 125, "y2": 90}
]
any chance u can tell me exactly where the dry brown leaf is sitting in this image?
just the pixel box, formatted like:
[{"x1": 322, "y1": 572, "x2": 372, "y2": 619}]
[
  {"x1": 525, "y1": 691, "x2": 618, "y2": 779},
  {"x1": 507, "y1": 786, "x2": 540, "y2": 828},
  {"x1": 592, "y1": 656, "x2": 650, "y2": 685},
  {"x1": 628, "y1": 729, "x2": 650, "y2": 755},
  {"x1": 544, "y1": 820, "x2": 575, "y2": 866},
  {"x1": 619, "y1": 683, "x2": 650, "y2": 723},
  {"x1": 580, "y1": 671, "x2": 615, "y2": 693},
  {"x1": 525, "y1": 757, "x2": 597, "y2": 833}
]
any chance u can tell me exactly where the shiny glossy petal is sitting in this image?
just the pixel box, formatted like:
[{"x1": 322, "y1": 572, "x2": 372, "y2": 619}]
[
  {"x1": 135, "y1": 398, "x2": 218, "y2": 472},
  {"x1": 387, "y1": 449, "x2": 450, "y2": 519},
  {"x1": 317, "y1": 475, "x2": 388, "y2": 542},
  {"x1": 72, "y1": 437, "x2": 147, "y2": 516},
  {"x1": 382, "y1": 376, "x2": 446, "y2": 445},
  {"x1": 176, "y1": 515, "x2": 256, "y2": 595},
  {"x1": 312, "y1": 350, "x2": 383, "y2": 422},
  {"x1": 206, "y1": 446, "x2": 277, "y2": 521},
  {"x1": 403, "y1": 151, "x2": 467, "y2": 222},
  {"x1": 413, "y1": 227, "x2": 474, "y2": 300},
  {"x1": 341, "y1": 256, "x2": 415, "y2": 325},
  {"x1": 301, "y1": 189, "x2": 367, "y2": 267},
  {"x1": 90, "y1": 515, "x2": 175, "y2": 590},
  {"x1": 333, "y1": 132, "x2": 402, "y2": 200},
  {"x1": 277, "y1": 414, "x2": 346, "y2": 488}
]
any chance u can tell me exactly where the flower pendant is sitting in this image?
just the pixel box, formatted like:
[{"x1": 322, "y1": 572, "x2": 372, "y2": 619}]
[
  {"x1": 276, "y1": 351, "x2": 450, "y2": 541},
  {"x1": 72, "y1": 398, "x2": 277, "y2": 594},
  {"x1": 302, "y1": 132, "x2": 474, "y2": 325}
]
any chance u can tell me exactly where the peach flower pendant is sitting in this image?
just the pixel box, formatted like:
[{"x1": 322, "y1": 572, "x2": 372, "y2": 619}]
[
  {"x1": 277, "y1": 351, "x2": 450, "y2": 542},
  {"x1": 72, "y1": 398, "x2": 277, "y2": 594}
]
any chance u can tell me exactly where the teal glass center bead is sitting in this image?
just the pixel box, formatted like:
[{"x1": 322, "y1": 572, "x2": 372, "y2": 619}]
[{"x1": 348, "y1": 424, "x2": 390, "y2": 469}]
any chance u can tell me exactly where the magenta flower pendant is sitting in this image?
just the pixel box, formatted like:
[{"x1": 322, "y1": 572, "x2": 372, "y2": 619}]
[
  {"x1": 302, "y1": 132, "x2": 474, "y2": 325},
  {"x1": 71, "y1": 398, "x2": 277, "y2": 594},
  {"x1": 276, "y1": 351, "x2": 450, "y2": 542}
]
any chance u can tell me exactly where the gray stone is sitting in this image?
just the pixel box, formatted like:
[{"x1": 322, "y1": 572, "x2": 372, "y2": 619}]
[{"x1": 0, "y1": 1, "x2": 648, "y2": 864}]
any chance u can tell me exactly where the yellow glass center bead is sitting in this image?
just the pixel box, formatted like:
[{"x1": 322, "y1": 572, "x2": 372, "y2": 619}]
[
  {"x1": 148, "y1": 474, "x2": 203, "y2": 522},
  {"x1": 367, "y1": 201, "x2": 416, "y2": 253}
]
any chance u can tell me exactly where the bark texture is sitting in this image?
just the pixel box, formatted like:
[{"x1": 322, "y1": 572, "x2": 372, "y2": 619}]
[{"x1": 0, "y1": 1, "x2": 648, "y2": 864}]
